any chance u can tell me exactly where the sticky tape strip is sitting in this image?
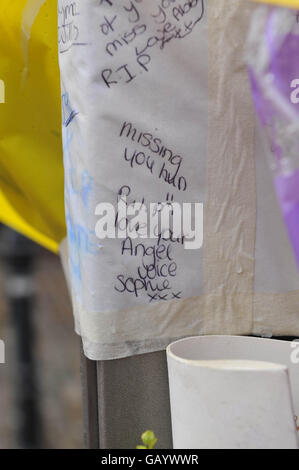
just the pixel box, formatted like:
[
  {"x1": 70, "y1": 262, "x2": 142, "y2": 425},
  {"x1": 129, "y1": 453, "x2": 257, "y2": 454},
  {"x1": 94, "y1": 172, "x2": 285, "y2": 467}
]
[{"x1": 204, "y1": 0, "x2": 257, "y2": 334}]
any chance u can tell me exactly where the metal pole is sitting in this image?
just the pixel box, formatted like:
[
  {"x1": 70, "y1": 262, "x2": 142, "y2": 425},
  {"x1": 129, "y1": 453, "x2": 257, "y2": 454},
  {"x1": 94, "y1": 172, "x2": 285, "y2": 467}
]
[{"x1": 0, "y1": 226, "x2": 43, "y2": 448}]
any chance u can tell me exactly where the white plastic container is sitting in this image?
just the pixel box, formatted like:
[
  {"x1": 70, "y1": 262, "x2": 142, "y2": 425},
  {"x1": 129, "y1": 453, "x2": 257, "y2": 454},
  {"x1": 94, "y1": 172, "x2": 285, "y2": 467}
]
[{"x1": 167, "y1": 336, "x2": 299, "y2": 449}]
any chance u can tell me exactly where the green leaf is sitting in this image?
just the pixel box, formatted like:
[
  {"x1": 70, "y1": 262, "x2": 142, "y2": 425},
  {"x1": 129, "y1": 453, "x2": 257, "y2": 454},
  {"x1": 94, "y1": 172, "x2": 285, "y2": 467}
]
[{"x1": 141, "y1": 430, "x2": 158, "y2": 449}]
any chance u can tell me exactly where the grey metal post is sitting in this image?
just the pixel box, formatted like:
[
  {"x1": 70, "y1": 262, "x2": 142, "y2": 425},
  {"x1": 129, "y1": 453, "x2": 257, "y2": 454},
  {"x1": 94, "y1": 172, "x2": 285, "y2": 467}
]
[{"x1": 80, "y1": 345, "x2": 173, "y2": 449}]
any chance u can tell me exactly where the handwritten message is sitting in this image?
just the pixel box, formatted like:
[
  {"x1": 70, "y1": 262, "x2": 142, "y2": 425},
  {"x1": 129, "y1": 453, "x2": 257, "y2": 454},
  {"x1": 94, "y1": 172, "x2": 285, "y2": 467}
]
[
  {"x1": 119, "y1": 121, "x2": 188, "y2": 192},
  {"x1": 113, "y1": 184, "x2": 185, "y2": 303},
  {"x1": 58, "y1": 1, "x2": 89, "y2": 53},
  {"x1": 99, "y1": 0, "x2": 205, "y2": 87},
  {"x1": 59, "y1": 0, "x2": 207, "y2": 312}
]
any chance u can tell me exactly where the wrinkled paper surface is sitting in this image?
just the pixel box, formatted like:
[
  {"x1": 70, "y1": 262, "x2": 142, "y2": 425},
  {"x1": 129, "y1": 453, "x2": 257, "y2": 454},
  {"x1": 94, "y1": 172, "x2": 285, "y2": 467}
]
[{"x1": 59, "y1": 0, "x2": 299, "y2": 360}]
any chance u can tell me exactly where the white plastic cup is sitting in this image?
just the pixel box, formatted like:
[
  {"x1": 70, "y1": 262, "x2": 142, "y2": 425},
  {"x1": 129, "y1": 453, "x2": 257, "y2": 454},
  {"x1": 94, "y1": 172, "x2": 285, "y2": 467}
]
[{"x1": 167, "y1": 336, "x2": 299, "y2": 449}]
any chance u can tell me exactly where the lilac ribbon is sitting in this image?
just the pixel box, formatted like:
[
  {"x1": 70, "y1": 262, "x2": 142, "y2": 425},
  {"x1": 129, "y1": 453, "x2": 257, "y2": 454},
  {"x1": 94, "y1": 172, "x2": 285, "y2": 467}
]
[{"x1": 249, "y1": 9, "x2": 299, "y2": 268}]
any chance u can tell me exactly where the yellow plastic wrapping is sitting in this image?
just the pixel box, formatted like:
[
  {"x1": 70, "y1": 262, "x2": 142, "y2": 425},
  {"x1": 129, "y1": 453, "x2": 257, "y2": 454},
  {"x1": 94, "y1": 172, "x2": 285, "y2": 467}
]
[
  {"x1": 0, "y1": 0, "x2": 65, "y2": 253},
  {"x1": 255, "y1": 0, "x2": 299, "y2": 8}
]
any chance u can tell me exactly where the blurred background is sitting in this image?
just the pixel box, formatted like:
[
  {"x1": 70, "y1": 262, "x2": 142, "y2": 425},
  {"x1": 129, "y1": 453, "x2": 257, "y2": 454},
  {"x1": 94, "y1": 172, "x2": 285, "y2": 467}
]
[{"x1": 0, "y1": 225, "x2": 82, "y2": 449}]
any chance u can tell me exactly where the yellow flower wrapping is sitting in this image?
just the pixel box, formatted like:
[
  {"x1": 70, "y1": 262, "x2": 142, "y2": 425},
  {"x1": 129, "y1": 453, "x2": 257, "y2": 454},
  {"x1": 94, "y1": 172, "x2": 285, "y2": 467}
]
[
  {"x1": 254, "y1": 0, "x2": 299, "y2": 8},
  {"x1": 0, "y1": 0, "x2": 65, "y2": 253}
]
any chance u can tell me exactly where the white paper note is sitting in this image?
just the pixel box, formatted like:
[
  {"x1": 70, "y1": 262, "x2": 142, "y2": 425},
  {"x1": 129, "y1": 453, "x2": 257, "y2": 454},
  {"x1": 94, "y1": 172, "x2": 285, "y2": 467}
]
[{"x1": 59, "y1": 0, "x2": 207, "y2": 315}]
